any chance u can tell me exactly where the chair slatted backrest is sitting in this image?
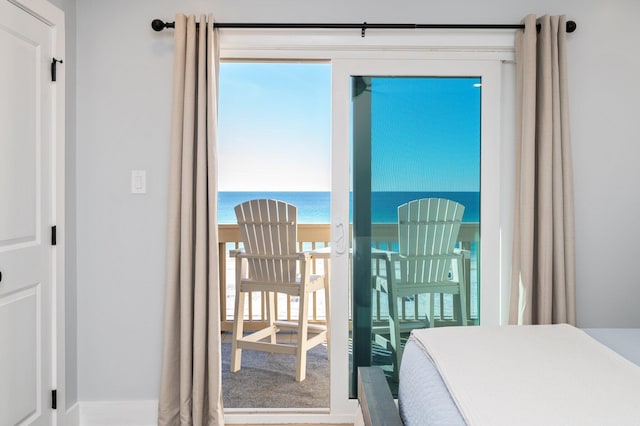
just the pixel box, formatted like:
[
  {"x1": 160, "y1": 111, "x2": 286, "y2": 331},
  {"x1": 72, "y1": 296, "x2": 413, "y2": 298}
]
[
  {"x1": 235, "y1": 199, "x2": 298, "y2": 283},
  {"x1": 397, "y1": 198, "x2": 465, "y2": 284}
]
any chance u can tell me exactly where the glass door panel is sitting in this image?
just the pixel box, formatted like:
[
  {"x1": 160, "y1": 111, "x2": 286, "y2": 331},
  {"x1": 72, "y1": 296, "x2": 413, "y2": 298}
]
[
  {"x1": 218, "y1": 62, "x2": 332, "y2": 409},
  {"x1": 351, "y1": 76, "x2": 481, "y2": 396}
]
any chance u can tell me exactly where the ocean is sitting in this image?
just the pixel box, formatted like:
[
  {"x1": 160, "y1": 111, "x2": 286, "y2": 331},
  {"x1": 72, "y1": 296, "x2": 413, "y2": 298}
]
[{"x1": 218, "y1": 191, "x2": 480, "y2": 224}]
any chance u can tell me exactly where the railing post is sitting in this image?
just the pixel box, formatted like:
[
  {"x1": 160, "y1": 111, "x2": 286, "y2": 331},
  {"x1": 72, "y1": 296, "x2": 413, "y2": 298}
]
[{"x1": 219, "y1": 242, "x2": 227, "y2": 324}]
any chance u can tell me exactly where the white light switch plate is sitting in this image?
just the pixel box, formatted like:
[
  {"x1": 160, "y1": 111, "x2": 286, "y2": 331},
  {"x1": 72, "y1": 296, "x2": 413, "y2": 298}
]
[{"x1": 131, "y1": 170, "x2": 146, "y2": 194}]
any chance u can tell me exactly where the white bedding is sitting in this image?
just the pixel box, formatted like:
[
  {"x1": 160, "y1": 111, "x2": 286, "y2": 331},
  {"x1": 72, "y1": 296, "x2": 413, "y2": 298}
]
[
  {"x1": 405, "y1": 324, "x2": 640, "y2": 426},
  {"x1": 399, "y1": 340, "x2": 466, "y2": 425}
]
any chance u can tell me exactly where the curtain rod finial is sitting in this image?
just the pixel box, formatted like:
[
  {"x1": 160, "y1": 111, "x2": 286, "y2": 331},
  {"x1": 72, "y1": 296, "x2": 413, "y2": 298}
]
[
  {"x1": 151, "y1": 19, "x2": 166, "y2": 31},
  {"x1": 566, "y1": 20, "x2": 577, "y2": 33}
]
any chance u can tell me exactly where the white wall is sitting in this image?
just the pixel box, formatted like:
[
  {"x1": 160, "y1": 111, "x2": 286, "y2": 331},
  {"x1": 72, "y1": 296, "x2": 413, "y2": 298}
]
[
  {"x1": 75, "y1": 0, "x2": 170, "y2": 401},
  {"x1": 75, "y1": 0, "x2": 640, "y2": 403}
]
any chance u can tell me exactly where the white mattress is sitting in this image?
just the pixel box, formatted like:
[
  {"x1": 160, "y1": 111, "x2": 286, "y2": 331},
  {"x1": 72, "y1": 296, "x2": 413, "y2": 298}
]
[
  {"x1": 399, "y1": 338, "x2": 466, "y2": 425},
  {"x1": 398, "y1": 327, "x2": 640, "y2": 426}
]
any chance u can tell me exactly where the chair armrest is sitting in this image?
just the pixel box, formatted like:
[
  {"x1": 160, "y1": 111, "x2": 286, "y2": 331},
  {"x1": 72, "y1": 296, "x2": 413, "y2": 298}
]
[
  {"x1": 229, "y1": 248, "x2": 245, "y2": 258},
  {"x1": 371, "y1": 249, "x2": 396, "y2": 261},
  {"x1": 297, "y1": 251, "x2": 312, "y2": 262},
  {"x1": 306, "y1": 247, "x2": 332, "y2": 259},
  {"x1": 454, "y1": 247, "x2": 471, "y2": 259},
  {"x1": 358, "y1": 367, "x2": 403, "y2": 426},
  {"x1": 392, "y1": 253, "x2": 464, "y2": 262},
  {"x1": 234, "y1": 252, "x2": 306, "y2": 262}
]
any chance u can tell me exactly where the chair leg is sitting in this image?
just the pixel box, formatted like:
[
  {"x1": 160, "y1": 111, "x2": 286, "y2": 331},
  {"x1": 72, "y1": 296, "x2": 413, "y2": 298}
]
[
  {"x1": 457, "y1": 260, "x2": 468, "y2": 326},
  {"x1": 266, "y1": 291, "x2": 276, "y2": 344},
  {"x1": 324, "y1": 276, "x2": 331, "y2": 362},
  {"x1": 296, "y1": 290, "x2": 310, "y2": 381},
  {"x1": 429, "y1": 293, "x2": 435, "y2": 328},
  {"x1": 387, "y1": 286, "x2": 402, "y2": 381},
  {"x1": 231, "y1": 289, "x2": 245, "y2": 373}
]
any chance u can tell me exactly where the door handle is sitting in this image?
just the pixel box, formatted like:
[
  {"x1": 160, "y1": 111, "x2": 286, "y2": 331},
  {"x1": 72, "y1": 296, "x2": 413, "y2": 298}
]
[{"x1": 334, "y1": 221, "x2": 346, "y2": 255}]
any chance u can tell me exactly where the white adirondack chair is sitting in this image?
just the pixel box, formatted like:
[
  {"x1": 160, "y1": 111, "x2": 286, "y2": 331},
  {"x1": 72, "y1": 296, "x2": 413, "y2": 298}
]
[
  {"x1": 374, "y1": 198, "x2": 467, "y2": 373},
  {"x1": 230, "y1": 199, "x2": 329, "y2": 382}
]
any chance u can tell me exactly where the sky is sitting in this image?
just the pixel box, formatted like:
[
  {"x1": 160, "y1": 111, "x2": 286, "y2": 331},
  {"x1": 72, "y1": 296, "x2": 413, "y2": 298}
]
[
  {"x1": 370, "y1": 77, "x2": 481, "y2": 192},
  {"x1": 217, "y1": 62, "x2": 332, "y2": 191},
  {"x1": 217, "y1": 62, "x2": 480, "y2": 192}
]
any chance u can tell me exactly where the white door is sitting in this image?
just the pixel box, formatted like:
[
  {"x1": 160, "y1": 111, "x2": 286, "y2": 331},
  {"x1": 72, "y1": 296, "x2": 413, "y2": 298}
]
[{"x1": 0, "y1": 1, "x2": 56, "y2": 424}]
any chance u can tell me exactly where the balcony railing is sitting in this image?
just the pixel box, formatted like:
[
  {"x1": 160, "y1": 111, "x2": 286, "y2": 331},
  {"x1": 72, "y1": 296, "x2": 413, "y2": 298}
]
[{"x1": 218, "y1": 223, "x2": 479, "y2": 331}]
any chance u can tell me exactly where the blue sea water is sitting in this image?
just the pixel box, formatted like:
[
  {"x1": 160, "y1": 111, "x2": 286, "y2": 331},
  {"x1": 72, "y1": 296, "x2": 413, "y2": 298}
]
[{"x1": 218, "y1": 191, "x2": 479, "y2": 224}]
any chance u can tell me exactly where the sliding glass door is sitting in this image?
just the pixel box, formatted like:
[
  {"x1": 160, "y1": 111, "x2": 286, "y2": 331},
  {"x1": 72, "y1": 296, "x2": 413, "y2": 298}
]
[
  {"x1": 331, "y1": 59, "x2": 502, "y2": 398},
  {"x1": 218, "y1": 61, "x2": 332, "y2": 409}
]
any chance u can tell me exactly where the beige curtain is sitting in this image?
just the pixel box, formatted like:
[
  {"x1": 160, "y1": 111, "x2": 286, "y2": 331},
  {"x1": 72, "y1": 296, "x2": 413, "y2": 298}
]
[
  {"x1": 158, "y1": 14, "x2": 224, "y2": 426},
  {"x1": 510, "y1": 14, "x2": 576, "y2": 326}
]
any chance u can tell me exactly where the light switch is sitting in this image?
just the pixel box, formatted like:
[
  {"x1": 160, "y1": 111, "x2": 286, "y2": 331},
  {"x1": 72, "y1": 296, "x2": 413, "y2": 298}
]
[{"x1": 131, "y1": 170, "x2": 146, "y2": 194}]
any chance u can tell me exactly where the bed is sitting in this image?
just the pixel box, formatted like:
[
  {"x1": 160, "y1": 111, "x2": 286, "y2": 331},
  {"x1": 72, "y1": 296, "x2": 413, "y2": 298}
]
[{"x1": 358, "y1": 325, "x2": 640, "y2": 426}]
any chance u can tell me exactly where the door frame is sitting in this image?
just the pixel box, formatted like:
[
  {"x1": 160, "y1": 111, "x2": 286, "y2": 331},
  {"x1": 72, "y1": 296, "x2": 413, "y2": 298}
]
[
  {"x1": 6, "y1": 0, "x2": 66, "y2": 422},
  {"x1": 221, "y1": 28, "x2": 514, "y2": 424}
]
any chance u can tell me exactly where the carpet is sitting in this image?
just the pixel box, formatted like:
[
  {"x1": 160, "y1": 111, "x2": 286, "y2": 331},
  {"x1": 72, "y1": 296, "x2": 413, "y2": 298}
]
[
  {"x1": 221, "y1": 335, "x2": 397, "y2": 408},
  {"x1": 221, "y1": 339, "x2": 330, "y2": 408}
]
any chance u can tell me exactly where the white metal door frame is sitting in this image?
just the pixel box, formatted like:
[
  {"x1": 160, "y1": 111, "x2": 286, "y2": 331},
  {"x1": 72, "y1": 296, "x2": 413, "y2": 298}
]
[{"x1": 220, "y1": 30, "x2": 513, "y2": 424}]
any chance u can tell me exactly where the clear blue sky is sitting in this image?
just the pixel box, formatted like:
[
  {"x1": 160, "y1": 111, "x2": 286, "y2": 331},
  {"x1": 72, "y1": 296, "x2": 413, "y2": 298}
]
[
  {"x1": 370, "y1": 77, "x2": 481, "y2": 191},
  {"x1": 218, "y1": 62, "x2": 331, "y2": 191},
  {"x1": 218, "y1": 63, "x2": 480, "y2": 192}
]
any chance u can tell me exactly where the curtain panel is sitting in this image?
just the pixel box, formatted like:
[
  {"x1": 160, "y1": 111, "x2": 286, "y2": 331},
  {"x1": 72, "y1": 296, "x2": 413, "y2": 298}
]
[
  {"x1": 510, "y1": 14, "x2": 576, "y2": 326},
  {"x1": 158, "y1": 14, "x2": 224, "y2": 426}
]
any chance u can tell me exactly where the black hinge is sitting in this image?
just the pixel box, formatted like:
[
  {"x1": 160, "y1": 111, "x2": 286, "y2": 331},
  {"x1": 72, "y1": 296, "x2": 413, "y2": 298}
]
[
  {"x1": 51, "y1": 225, "x2": 57, "y2": 246},
  {"x1": 51, "y1": 58, "x2": 63, "y2": 82},
  {"x1": 51, "y1": 389, "x2": 57, "y2": 410}
]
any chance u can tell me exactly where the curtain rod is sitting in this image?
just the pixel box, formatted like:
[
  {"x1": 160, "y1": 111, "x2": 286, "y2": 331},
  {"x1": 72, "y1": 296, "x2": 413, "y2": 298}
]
[{"x1": 151, "y1": 19, "x2": 577, "y2": 36}]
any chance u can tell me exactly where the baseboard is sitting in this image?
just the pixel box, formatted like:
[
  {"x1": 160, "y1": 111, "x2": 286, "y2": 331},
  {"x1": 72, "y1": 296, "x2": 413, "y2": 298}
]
[
  {"x1": 77, "y1": 400, "x2": 356, "y2": 425},
  {"x1": 65, "y1": 402, "x2": 80, "y2": 426},
  {"x1": 79, "y1": 400, "x2": 158, "y2": 426}
]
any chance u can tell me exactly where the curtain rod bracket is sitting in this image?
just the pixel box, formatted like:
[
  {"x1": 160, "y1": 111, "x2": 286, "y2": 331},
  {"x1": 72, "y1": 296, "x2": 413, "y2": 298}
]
[{"x1": 361, "y1": 22, "x2": 367, "y2": 38}]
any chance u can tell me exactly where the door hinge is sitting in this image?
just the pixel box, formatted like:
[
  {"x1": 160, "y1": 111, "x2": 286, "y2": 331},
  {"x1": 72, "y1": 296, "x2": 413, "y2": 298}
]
[
  {"x1": 51, "y1": 58, "x2": 63, "y2": 82},
  {"x1": 51, "y1": 225, "x2": 57, "y2": 246},
  {"x1": 51, "y1": 389, "x2": 57, "y2": 410}
]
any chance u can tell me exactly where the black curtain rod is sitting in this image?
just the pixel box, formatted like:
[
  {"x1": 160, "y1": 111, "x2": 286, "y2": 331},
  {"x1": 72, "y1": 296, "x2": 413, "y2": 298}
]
[{"x1": 151, "y1": 19, "x2": 577, "y2": 35}]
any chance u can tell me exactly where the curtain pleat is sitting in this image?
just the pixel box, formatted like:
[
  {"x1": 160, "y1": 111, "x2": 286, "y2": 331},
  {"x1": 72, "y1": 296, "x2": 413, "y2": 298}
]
[
  {"x1": 158, "y1": 13, "x2": 224, "y2": 426},
  {"x1": 510, "y1": 14, "x2": 576, "y2": 326}
]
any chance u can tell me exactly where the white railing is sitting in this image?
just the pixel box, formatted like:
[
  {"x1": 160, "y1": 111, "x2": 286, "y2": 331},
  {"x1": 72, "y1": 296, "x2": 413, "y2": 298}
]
[{"x1": 218, "y1": 223, "x2": 479, "y2": 331}]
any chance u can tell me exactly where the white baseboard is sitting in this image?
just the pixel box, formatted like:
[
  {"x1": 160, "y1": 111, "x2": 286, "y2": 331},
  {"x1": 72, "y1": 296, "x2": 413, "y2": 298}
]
[
  {"x1": 65, "y1": 402, "x2": 80, "y2": 426},
  {"x1": 79, "y1": 400, "x2": 158, "y2": 426},
  {"x1": 76, "y1": 400, "x2": 356, "y2": 425}
]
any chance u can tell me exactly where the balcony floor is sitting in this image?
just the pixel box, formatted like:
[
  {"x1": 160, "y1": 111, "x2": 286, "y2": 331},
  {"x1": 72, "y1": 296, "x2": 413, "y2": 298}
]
[
  {"x1": 221, "y1": 331, "x2": 330, "y2": 409},
  {"x1": 220, "y1": 326, "x2": 463, "y2": 408}
]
